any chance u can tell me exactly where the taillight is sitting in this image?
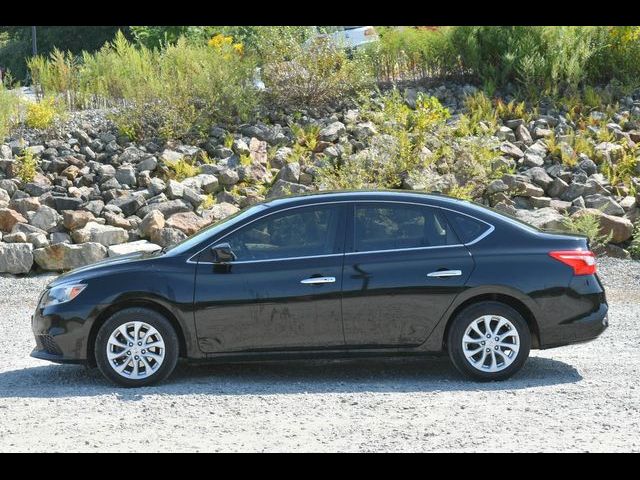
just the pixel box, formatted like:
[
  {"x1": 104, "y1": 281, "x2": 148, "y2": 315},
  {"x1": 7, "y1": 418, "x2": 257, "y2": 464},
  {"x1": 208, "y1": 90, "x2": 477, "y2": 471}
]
[{"x1": 549, "y1": 250, "x2": 596, "y2": 275}]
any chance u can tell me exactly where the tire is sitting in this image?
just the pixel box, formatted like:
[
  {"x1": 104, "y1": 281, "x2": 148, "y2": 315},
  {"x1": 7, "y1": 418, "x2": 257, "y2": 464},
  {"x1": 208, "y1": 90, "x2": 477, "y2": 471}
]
[
  {"x1": 447, "y1": 301, "x2": 531, "y2": 381},
  {"x1": 95, "y1": 308, "x2": 179, "y2": 387}
]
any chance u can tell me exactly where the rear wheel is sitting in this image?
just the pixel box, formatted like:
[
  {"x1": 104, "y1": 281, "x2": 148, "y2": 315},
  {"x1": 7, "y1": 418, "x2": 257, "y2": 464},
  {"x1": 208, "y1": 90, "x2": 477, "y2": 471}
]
[
  {"x1": 447, "y1": 301, "x2": 531, "y2": 381},
  {"x1": 95, "y1": 308, "x2": 179, "y2": 387}
]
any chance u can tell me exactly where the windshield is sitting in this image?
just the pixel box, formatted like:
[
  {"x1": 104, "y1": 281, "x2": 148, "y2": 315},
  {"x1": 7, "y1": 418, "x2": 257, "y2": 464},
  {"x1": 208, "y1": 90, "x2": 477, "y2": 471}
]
[{"x1": 163, "y1": 204, "x2": 268, "y2": 256}]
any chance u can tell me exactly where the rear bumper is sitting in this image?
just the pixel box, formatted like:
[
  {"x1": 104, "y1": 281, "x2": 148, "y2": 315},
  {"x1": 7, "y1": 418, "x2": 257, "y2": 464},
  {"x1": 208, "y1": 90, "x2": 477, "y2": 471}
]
[
  {"x1": 30, "y1": 348, "x2": 85, "y2": 364},
  {"x1": 539, "y1": 302, "x2": 609, "y2": 349}
]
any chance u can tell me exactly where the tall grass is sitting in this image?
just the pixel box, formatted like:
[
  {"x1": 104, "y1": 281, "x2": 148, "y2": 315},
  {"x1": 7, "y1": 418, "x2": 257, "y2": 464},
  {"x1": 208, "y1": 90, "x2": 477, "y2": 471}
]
[
  {"x1": 27, "y1": 31, "x2": 258, "y2": 139},
  {"x1": 0, "y1": 83, "x2": 21, "y2": 141}
]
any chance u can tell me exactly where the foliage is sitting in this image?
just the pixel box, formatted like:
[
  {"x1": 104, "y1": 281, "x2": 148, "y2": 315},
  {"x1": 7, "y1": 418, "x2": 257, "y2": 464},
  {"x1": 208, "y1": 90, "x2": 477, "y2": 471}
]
[
  {"x1": 30, "y1": 31, "x2": 258, "y2": 140},
  {"x1": 15, "y1": 147, "x2": 39, "y2": 183},
  {"x1": 629, "y1": 221, "x2": 640, "y2": 259},
  {"x1": 562, "y1": 211, "x2": 613, "y2": 251},
  {"x1": 167, "y1": 158, "x2": 199, "y2": 181},
  {"x1": 0, "y1": 84, "x2": 21, "y2": 140},
  {"x1": 0, "y1": 26, "x2": 130, "y2": 83},
  {"x1": 25, "y1": 96, "x2": 64, "y2": 129},
  {"x1": 261, "y1": 34, "x2": 374, "y2": 110},
  {"x1": 201, "y1": 193, "x2": 216, "y2": 210},
  {"x1": 367, "y1": 26, "x2": 464, "y2": 83}
]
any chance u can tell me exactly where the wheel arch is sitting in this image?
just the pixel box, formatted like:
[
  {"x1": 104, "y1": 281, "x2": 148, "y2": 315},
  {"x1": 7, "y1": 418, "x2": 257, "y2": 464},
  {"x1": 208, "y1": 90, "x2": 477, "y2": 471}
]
[
  {"x1": 440, "y1": 290, "x2": 541, "y2": 351},
  {"x1": 87, "y1": 299, "x2": 188, "y2": 366}
]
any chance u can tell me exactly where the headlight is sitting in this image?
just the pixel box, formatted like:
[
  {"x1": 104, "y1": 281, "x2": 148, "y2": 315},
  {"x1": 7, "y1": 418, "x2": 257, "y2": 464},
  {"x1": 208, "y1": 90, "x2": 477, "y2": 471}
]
[{"x1": 41, "y1": 284, "x2": 87, "y2": 308}]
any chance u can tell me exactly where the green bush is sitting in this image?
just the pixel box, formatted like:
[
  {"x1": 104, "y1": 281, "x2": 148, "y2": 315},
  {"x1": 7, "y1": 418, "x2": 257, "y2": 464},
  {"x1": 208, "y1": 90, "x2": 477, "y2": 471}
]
[
  {"x1": 29, "y1": 31, "x2": 258, "y2": 140},
  {"x1": 15, "y1": 147, "x2": 39, "y2": 183},
  {"x1": 562, "y1": 211, "x2": 613, "y2": 252},
  {"x1": 0, "y1": 84, "x2": 21, "y2": 140},
  {"x1": 367, "y1": 26, "x2": 464, "y2": 83},
  {"x1": 260, "y1": 33, "x2": 374, "y2": 110},
  {"x1": 25, "y1": 96, "x2": 65, "y2": 129}
]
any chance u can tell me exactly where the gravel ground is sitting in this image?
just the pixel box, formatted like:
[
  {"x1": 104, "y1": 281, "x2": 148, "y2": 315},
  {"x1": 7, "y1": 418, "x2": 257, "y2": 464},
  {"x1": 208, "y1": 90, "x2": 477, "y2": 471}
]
[{"x1": 0, "y1": 258, "x2": 638, "y2": 452}]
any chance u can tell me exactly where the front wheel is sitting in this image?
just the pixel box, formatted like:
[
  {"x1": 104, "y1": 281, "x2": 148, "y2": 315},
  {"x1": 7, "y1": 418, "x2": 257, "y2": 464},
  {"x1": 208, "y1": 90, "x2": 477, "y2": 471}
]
[
  {"x1": 447, "y1": 301, "x2": 531, "y2": 381},
  {"x1": 95, "y1": 308, "x2": 179, "y2": 387}
]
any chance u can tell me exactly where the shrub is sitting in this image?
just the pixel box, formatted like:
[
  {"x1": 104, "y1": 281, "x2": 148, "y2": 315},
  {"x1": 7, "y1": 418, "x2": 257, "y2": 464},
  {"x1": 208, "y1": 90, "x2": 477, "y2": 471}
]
[
  {"x1": 629, "y1": 221, "x2": 640, "y2": 259},
  {"x1": 0, "y1": 84, "x2": 21, "y2": 140},
  {"x1": 15, "y1": 147, "x2": 39, "y2": 183},
  {"x1": 25, "y1": 96, "x2": 64, "y2": 129},
  {"x1": 562, "y1": 211, "x2": 613, "y2": 252},
  {"x1": 28, "y1": 31, "x2": 258, "y2": 140},
  {"x1": 261, "y1": 35, "x2": 374, "y2": 110},
  {"x1": 367, "y1": 26, "x2": 464, "y2": 84},
  {"x1": 167, "y1": 158, "x2": 199, "y2": 181}
]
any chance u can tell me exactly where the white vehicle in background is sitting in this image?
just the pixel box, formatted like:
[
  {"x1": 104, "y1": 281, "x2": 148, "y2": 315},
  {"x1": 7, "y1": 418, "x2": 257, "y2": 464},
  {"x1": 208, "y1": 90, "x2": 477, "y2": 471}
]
[{"x1": 309, "y1": 26, "x2": 379, "y2": 50}]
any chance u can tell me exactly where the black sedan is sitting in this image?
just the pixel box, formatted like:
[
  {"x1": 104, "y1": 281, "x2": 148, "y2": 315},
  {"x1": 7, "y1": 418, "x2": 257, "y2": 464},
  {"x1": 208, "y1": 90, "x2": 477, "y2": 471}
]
[{"x1": 31, "y1": 191, "x2": 609, "y2": 387}]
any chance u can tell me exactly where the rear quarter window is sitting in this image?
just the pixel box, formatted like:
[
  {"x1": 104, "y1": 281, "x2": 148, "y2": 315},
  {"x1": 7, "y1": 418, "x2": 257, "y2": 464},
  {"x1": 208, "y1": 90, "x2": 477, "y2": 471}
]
[{"x1": 445, "y1": 211, "x2": 492, "y2": 244}]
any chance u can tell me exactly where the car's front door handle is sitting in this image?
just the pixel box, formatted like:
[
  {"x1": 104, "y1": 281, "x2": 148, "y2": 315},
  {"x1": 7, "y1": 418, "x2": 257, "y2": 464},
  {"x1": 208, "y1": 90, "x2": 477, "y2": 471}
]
[
  {"x1": 300, "y1": 276, "x2": 336, "y2": 285},
  {"x1": 427, "y1": 270, "x2": 462, "y2": 278}
]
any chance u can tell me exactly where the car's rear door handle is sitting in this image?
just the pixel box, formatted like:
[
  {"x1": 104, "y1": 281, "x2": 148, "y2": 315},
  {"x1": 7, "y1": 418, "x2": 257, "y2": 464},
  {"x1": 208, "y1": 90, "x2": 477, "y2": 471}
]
[
  {"x1": 300, "y1": 276, "x2": 336, "y2": 285},
  {"x1": 427, "y1": 270, "x2": 462, "y2": 278}
]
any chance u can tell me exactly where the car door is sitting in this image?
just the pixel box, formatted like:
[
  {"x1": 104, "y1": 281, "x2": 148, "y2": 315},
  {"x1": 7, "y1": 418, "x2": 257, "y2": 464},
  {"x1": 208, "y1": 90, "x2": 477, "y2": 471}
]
[
  {"x1": 341, "y1": 202, "x2": 474, "y2": 347},
  {"x1": 194, "y1": 203, "x2": 347, "y2": 353}
]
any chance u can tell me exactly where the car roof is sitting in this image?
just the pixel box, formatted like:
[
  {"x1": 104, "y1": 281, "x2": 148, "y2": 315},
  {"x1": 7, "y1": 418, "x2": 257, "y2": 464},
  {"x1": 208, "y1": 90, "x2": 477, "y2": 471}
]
[{"x1": 262, "y1": 189, "x2": 475, "y2": 211}]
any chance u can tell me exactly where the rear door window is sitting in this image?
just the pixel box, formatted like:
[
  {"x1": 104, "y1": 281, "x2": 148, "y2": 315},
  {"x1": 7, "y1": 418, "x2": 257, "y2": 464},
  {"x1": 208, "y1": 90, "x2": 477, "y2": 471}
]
[{"x1": 353, "y1": 204, "x2": 459, "y2": 252}]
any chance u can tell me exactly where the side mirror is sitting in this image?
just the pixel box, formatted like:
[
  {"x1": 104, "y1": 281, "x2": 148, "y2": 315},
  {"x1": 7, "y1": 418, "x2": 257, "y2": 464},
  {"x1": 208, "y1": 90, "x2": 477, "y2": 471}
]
[{"x1": 211, "y1": 243, "x2": 236, "y2": 264}]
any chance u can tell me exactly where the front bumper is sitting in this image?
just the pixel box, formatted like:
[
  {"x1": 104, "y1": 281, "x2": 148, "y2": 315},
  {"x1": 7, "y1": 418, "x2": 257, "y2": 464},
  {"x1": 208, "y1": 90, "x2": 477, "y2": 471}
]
[{"x1": 30, "y1": 297, "x2": 99, "y2": 364}]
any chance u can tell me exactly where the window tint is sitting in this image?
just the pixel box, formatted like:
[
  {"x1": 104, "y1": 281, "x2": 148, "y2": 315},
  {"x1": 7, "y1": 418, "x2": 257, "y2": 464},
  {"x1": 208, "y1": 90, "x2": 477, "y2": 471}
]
[
  {"x1": 445, "y1": 211, "x2": 491, "y2": 243},
  {"x1": 354, "y1": 204, "x2": 459, "y2": 252},
  {"x1": 226, "y1": 205, "x2": 343, "y2": 261}
]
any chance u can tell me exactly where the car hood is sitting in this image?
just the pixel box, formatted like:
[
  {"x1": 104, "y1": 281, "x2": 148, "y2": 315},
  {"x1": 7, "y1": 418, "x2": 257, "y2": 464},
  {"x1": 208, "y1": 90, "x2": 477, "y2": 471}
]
[{"x1": 48, "y1": 250, "x2": 162, "y2": 288}]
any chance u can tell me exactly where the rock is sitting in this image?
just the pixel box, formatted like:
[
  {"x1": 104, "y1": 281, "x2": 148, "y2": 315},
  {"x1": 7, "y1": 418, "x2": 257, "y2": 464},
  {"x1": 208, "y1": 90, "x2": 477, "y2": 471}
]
[
  {"x1": 50, "y1": 232, "x2": 71, "y2": 245},
  {"x1": 0, "y1": 208, "x2": 28, "y2": 233},
  {"x1": 353, "y1": 122, "x2": 378, "y2": 140},
  {"x1": 266, "y1": 179, "x2": 312, "y2": 199},
  {"x1": 118, "y1": 146, "x2": 148, "y2": 164},
  {"x1": 115, "y1": 165, "x2": 137, "y2": 187},
  {"x1": 202, "y1": 203, "x2": 240, "y2": 223},
  {"x1": 249, "y1": 138, "x2": 268, "y2": 166},
  {"x1": 499, "y1": 142, "x2": 524, "y2": 159},
  {"x1": 160, "y1": 149, "x2": 183, "y2": 166},
  {"x1": 547, "y1": 177, "x2": 569, "y2": 198},
  {"x1": 0, "y1": 243, "x2": 33, "y2": 274},
  {"x1": 515, "y1": 124, "x2": 533, "y2": 144},
  {"x1": 515, "y1": 182, "x2": 544, "y2": 197},
  {"x1": 72, "y1": 222, "x2": 129, "y2": 246},
  {"x1": 53, "y1": 196, "x2": 84, "y2": 212},
  {"x1": 276, "y1": 163, "x2": 301, "y2": 184},
  {"x1": 573, "y1": 208, "x2": 633, "y2": 243},
  {"x1": 602, "y1": 243, "x2": 631, "y2": 259},
  {"x1": 62, "y1": 210, "x2": 96, "y2": 231},
  {"x1": 182, "y1": 186, "x2": 203, "y2": 208},
  {"x1": 27, "y1": 232, "x2": 49, "y2": 248},
  {"x1": 166, "y1": 180, "x2": 185, "y2": 199},
  {"x1": 3, "y1": 232, "x2": 27, "y2": 243},
  {"x1": 219, "y1": 168, "x2": 239, "y2": 186},
  {"x1": 522, "y1": 167, "x2": 553, "y2": 190},
  {"x1": 572, "y1": 196, "x2": 586, "y2": 208},
  {"x1": 620, "y1": 196, "x2": 637, "y2": 211},
  {"x1": 319, "y1": 122, "x2": 346, "y2": 142},
  {"x1": 530, "y1": 196, "x2": 552, "y2": 208},
  {"x1": 148, "y1": 177, "x2": 166, "y2": 196},
  {"x1": 515, "y1": 207, "x2": 567, "y2": 231},
  {"x1": 486, "y1": 179, "x2": 509, "y2": 195},
  {"x1": 34, "y1": 242, "x2": 107, "y2": 271},
  {"x1": 549, "y1": 199, "x2": 572, "y2": 212},
  {"x1": 136, "y1": 156, "x2": 158, "y2": 172},
  {"x1": 103, "y1": 211, "x2": 132, "y2": 230},
  {"x1": 594, "y1": 142, "x2": 624, "y2": 162},
  {"x1": 270, "y1": 147, "x2": 292, "y2": 169},
  {"x1": 137, "y1": 199, "x2": 191, "y2": 219},
  {"x1": 140, "y1": 210, "x2": 165, "y2": 237},
  {"x1": 578, "y1": 158, "x2": 597, "y2": 175},
  {"x1": 111, "y1": 194, "x2": 146, "y2": 217},
  {"x1": 584, "y1": 194, "x2": 625, "y2": 216},
  {"x1": 165, "y1": 212, "x2": 207, "y2": 236},
  {"x1": 29, "y1": 206, "x2": 61, "y2": 233},
  {"x1": 523, "y1": 151, "x2": 545, "y2": 168},
  {"x1": 197, "y1": 174, "x2": 219, "y2": 194},
  {"x1": 560, "y1": 182, "x2": 586, "y2": 202},
  {"x1": 108, "y1": 240, "x2": 162, "y2": 257},
  {"x1": 232, "y1": 138, "x2": 250, "y2": 156},
  {"x1": 150, "y1": 227, "x2": 187, "y2": 248},
  {"x1": 83, "y1": 200, "x2": 104, "y2": 216}
]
